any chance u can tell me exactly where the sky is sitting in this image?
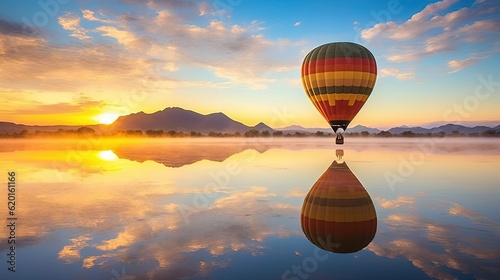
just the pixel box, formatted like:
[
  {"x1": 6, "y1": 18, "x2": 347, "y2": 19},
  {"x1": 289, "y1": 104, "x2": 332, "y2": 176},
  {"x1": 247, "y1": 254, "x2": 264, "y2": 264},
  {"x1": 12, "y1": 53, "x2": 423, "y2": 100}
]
[{"x1": 0, "y1": 0, "x2": 499, "y2": 129}]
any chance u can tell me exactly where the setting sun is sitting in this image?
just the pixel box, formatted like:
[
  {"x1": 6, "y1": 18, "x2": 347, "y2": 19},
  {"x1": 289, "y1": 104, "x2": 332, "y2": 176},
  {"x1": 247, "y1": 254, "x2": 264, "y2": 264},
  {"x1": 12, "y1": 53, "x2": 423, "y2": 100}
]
[{"x1": 94, "y1": 113, "x2": 120, "y2": 125}]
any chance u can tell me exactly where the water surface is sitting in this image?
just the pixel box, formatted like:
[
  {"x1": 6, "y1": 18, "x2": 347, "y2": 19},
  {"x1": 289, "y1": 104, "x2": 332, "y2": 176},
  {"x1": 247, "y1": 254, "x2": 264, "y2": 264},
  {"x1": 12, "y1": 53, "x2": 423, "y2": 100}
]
[{"x1": 0, "y1": 138, "x2": 499, "y2": 279}]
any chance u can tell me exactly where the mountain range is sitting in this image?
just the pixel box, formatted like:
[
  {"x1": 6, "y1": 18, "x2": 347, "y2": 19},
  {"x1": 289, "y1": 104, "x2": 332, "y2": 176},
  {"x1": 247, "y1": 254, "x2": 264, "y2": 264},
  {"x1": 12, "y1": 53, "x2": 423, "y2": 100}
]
[
  {"x1": 111, "y1": 107, "x2": 273, "y2": 133},
  {"x1": 0, "y1": 107, "x2": 499, "y2": 135},
  {"x1": 385, "y1": 124, "x2": 500, "y2": 135}
]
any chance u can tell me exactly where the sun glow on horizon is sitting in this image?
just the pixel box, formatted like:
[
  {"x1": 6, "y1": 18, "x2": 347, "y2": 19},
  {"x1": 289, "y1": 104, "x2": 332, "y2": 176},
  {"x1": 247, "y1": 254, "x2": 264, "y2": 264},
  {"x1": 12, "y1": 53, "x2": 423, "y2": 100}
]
[{"x1": 94, "y1": 113, "x2": 120, "y2": 125}]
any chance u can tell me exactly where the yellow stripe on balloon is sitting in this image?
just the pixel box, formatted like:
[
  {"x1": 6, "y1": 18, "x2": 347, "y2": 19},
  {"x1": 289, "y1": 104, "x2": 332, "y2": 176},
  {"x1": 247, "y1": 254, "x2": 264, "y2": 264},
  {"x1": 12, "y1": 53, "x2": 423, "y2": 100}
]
[
  {"x1": 326, "y1": 94, "x2": 335, "y2": 106},
  {"x1": 321, "y1": 94, "x2": 368, "y2": 103},
  {"x1": 302, "y1": 205, "x2": 376, "y2": 222}
]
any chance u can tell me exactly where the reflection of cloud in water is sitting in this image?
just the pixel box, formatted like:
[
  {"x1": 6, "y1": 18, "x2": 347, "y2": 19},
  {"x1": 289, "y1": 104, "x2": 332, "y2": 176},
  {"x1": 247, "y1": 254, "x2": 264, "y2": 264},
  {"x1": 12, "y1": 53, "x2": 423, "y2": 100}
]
[
  {"x1": 375, "y1": 195, "x2": 417, "y2": 209},
  {"x1": 448, "y1": 202, "x2": 499, "y2": 229},
  {"x1": 59, "y1": 235, "x2": 92, "y2": 263},
  {"x1": 52, "y1": 186, "x2": 299, "y2": 278},
  {"x1": 1, "y1": 138, "x2": 499, "y2": 278},
  {"x1": 369, "y1": 199, "x2": 500, "y2": 279},
  {"x1": 0, "y1": 144, "x2": 317, "y2": 248}
]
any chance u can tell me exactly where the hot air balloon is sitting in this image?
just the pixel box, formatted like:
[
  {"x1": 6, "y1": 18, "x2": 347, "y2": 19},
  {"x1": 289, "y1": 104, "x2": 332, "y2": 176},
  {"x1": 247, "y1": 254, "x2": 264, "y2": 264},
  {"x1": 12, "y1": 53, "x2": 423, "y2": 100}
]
[
  {"x1": 301, "y1": 42, "x2": 377, "y2": 144},
  {"x1": 301, "y1": 151, "x2": 377, "y2": 253}
]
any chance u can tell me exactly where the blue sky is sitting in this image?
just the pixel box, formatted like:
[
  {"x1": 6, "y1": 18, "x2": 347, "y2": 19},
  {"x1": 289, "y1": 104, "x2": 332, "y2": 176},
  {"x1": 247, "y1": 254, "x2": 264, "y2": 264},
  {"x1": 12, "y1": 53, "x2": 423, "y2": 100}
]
[{"x1": 0, "y1": 0, "x2": 499, "y2": 128}]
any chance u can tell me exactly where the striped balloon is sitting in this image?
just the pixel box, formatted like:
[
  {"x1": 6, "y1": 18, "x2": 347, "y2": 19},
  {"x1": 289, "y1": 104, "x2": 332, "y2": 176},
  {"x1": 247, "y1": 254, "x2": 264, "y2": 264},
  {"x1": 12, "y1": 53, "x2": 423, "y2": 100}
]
[
  {"x1": 301, "y1": 160, "x2": 377, "y2": 253},
  {"x1": 301, "y1": 42, "x2": 377, "y2": 133}
]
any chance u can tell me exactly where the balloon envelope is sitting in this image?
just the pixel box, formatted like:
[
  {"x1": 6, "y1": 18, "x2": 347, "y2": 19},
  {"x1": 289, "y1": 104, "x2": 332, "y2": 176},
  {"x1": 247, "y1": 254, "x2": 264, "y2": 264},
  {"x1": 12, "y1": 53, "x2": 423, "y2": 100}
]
[
  {"x1": 301, "y1": 42, "x2": 377, "y2": 132},
  {"x1": 301, "y1": 160, "x2": 377, "y2": 253}
]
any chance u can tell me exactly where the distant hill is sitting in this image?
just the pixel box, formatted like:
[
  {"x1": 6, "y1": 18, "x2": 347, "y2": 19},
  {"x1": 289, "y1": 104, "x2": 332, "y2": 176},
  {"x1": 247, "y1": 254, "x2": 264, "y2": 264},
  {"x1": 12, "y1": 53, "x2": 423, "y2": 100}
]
[
  {"x1": 111, "y1": 107, "x2": 273, "y2": 133},
  {"x1": 0, "y1": 122, "x2": 100, "y2": 133},
  {"x1": 1, "y1": 107, "x2": 498, "y2": 136},
  {"x1": 278, "y1": 123, "x2": 499, "y2": 135},
  {"x1": 386, "y1": 124, "x2": 500, "y2": 135},
  {"x1": 252, "y1": 122, "x2": 274, "y2": 132},
  {"x1": 429, "y1": 124, "x2": 496, "y2": 134},
  {"x1": 347, "y1": 125, "x2": 381, "y2": 134},
  {"x1": 0, "y1": 122, "x2": 28, "y2": 133},
  {"x1": 277, "y1": 125, "x2": 331, "y2": 134},
  {"x1": 388, "y1": 126, "x2": 430, "y2": 135}
]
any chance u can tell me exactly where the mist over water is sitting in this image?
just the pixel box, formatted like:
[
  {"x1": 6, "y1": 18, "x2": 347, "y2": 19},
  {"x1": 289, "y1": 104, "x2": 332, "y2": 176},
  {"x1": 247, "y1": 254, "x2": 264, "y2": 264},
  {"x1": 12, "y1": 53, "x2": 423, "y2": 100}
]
[{"x1": 0, "y1": 138, "x2": 499, "y2": 279}]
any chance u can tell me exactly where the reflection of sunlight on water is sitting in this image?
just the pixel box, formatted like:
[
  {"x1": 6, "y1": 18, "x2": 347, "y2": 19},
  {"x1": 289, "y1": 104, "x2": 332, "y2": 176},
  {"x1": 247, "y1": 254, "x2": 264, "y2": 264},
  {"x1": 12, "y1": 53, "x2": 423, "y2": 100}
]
[
  {"x1": 1, "y1": 138, "x2": 499, "y2": 279},
  {"x1": 98, "y1": 150, "x2": 118, "y2": 161}
]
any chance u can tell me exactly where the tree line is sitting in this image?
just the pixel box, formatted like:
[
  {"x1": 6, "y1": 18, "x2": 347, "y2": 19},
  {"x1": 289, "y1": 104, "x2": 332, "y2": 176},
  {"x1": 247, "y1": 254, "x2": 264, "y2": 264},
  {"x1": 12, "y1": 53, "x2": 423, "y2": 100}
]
[{"x1": 1, "y1": 127, "x2": 499, "y2": 138}]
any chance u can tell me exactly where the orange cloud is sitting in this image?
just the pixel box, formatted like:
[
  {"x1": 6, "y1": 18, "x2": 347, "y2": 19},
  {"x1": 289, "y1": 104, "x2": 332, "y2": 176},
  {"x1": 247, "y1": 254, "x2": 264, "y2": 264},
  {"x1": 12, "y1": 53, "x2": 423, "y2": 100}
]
[
  {"x1": 58, "y1": 13, "x2": 90, "y2": 40},
  {"x1": 0, "y1": 2, "x2": 304, "y2": 124},
  {"x1": 380, "y1": 68, "x2": 415, "y2": 80}
]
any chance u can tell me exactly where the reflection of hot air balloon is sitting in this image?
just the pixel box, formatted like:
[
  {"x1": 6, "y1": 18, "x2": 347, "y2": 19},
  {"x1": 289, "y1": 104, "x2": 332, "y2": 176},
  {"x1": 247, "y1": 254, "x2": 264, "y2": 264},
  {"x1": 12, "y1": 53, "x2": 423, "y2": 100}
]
[
  {"x1": 301, "y1": 155, "x2": 377, "y2": 253},
  {"x1": 301, "y1": 42, "x2": 377, "y2": 144}
]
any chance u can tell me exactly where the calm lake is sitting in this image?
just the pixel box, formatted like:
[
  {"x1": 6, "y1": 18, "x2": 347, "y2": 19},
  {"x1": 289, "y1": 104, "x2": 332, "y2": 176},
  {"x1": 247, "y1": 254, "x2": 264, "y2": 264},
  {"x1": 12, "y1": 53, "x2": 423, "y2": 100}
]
[{"x1": 1, "y1": 138, "x2": 499, "y2": 280}]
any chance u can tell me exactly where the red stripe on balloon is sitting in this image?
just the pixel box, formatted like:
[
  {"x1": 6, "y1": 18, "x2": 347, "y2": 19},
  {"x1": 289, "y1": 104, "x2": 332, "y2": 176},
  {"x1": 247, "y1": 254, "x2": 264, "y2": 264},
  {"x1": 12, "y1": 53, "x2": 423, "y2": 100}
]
[
  {"x1": 302, "y1": 58, "x2": 377, "y2": 75},
  {"x1": 312, "y1": 99, "x2": 367, "y2": 122}
]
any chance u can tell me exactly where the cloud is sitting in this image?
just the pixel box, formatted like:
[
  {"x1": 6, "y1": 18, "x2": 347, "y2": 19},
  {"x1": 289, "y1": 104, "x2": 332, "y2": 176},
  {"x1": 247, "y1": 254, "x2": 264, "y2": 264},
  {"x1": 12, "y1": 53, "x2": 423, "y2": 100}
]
[
  {"x1": 82, "y1": 9, "x2": 99, "y2": 21},
  {"x1": 284, "y1": 78, "x2": 302, "y2": 88},
  {"x1": 95, "y1": 25, "x2": 138, "y2": 47},
  {"x1": 145, "y1": 11, "x2": 299, "y2": 88},
  {"x1": 0, "y1": 36, "x2": 152, "y2": 93},
  {"x1": 380, "y1": 68, "x2": 415, "y2": 80},
  {"x1": 0, "y1": 1, "x2": 306, "y2": 124},
  {"x1": 284, "y1": 188, "x2": 307, "y2": 197},
  {"x1": 361, "y1": 0, "x2": 500, "y2": 72},
  {"x1": 294, "y1": 21, "x2": 301, "y2": 27},
  {"x1": 0, "y1": 18, "x2": 43, "y2": 37},
  {"x1": 199, "y1": 2, "x2": 210, "y2": 16},
  {"x1": 121, "y1": 0, "x2": 214, "y2": 19},
  {"x1": 0, "y1": 34, "x2": 45, "y2": 55},
  {"x1": 58, "y1": 13, "x2": 91, "y2": 40},
  {"x1": 1, "y1": 0, "x2": 303, "y2": 97},
  {"x1": 13, "y1": 102, "x2": 99, "y2": 115},
  {"x1": 362, "y1": 0, "x2": 461, "y2": 41},
  {"x1": 0, "y1": 93, "x2": 115, "y2": 125},
  {"x1": 447, "y1": 57, "x2": 479, "y2": 73},
  {"x1": 123, "y1": 0, "x2": 200, "y2": 9},
  {"x1": 0, "y1": 14, "x2": 177, "y2": 97},
  {"x1": 0, "y1": 19, "x2": 45, "y2": 55},
  {"x1": 447, "y1": 46, "x2": 499, "y2": 73},
  {"x1": 387, "y1": 52, "x2": 420, "y2": 62}
]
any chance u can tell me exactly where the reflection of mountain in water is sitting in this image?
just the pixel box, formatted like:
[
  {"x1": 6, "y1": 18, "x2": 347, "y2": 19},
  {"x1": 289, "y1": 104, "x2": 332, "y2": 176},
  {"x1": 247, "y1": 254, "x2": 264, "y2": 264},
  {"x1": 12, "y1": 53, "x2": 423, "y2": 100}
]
[
  {"x1": 301, "y1": 156, "x2": 377, "y2": 253},
  {"x1": 113, "y1": 141, "x2": 271, "y2": 168}
]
